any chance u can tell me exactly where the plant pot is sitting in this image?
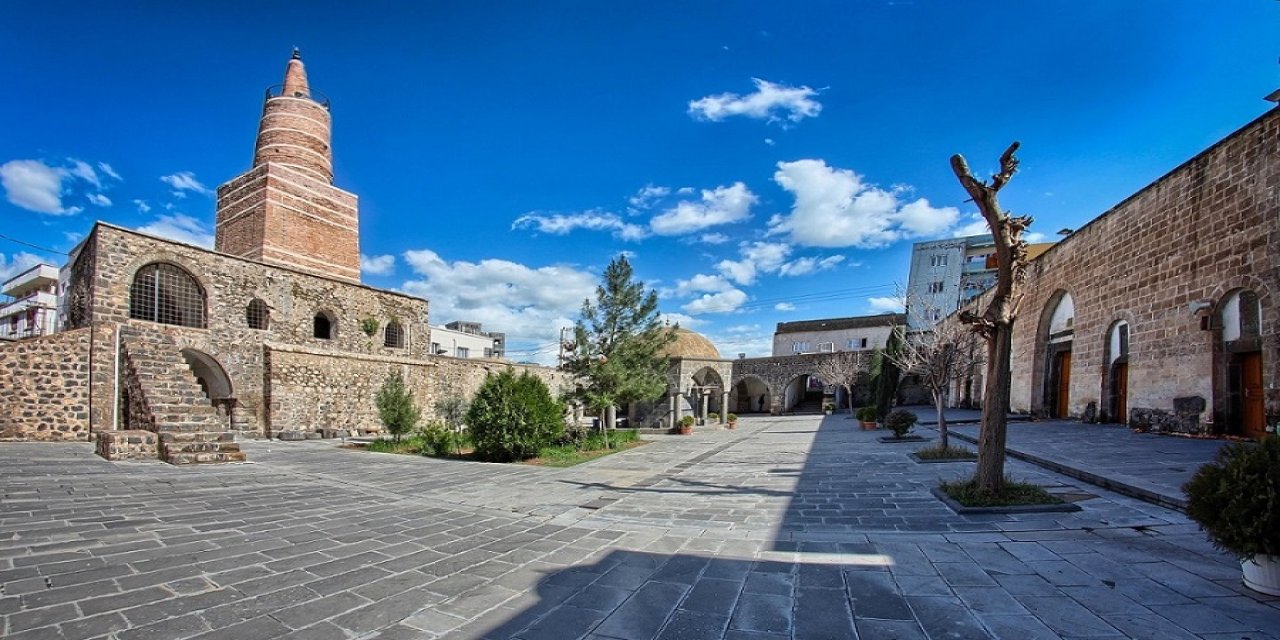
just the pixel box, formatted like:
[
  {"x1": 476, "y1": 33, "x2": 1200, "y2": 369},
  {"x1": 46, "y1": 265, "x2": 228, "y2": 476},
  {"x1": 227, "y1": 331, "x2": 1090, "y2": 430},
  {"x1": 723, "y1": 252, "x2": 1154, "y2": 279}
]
[
  {"x1": 860, "y1": 421, "x2": 878, "y2": 430},
  {"x1": 727, "y1": 422, "x2": 737, "y2": 430},
  {"x1": 679, "y1": 426, "x2": 693, "y2": 435},
  {"x1": 1242, "y1": 554, "x2": 1280, "y2": 596}
]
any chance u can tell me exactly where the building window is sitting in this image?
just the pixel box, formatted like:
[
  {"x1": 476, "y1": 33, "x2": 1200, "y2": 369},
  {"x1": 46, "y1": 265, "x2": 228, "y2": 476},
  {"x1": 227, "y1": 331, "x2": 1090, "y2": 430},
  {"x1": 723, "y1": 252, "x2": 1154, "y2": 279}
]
[
  {"x1": 817, "y1": 342, "x2": 834, "y2": 353},
  {"x1": 384, "y1": 321, "x2": 405, "y2": 348},
  {"x1": 431, "y1": 342, "x2": 443, "y2": 355},
  {"x1": 792, "y1": 341, "x2": 810, "y2": 353},
  {"x1": 860, "y1": 337, "x2": 868, "y2": 349},
  {"x1": 456, "y1": 346, "x2": 469, "y2": 358},
  {"x1": 930, "y1": 254, "x2": 948, "y2": 267},
  {"x1": 928, "y1": 281, "x2": 944, "y2": 294},
  {"x1": 313, "y1": 311, "x2": 335, "y2": 339},
  {"x1": 246, "y1": 298, "x2": 270, "y2": 330},
  {"x1": 129, "y1": 263, "x2": 207, "y2": 328}
]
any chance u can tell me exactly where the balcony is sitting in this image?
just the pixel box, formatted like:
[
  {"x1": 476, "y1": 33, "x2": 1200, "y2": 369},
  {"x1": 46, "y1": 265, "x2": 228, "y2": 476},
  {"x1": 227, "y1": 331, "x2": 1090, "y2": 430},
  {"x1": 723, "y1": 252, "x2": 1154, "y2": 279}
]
[
  {"x1": 3, "y1": 264, "x2": 58, "y2": 298},
  {"x1": 0, "y1": 290, "x2": 56, "y2": 317}
]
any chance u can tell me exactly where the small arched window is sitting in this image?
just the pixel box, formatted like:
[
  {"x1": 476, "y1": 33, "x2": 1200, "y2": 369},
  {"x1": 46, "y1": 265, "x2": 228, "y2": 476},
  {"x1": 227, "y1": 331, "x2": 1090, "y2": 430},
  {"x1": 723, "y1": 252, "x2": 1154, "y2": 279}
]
[
  {"x1": 129, "y1": 263, "x2": 206, "y2": 328},
  {"x1": 384, "y1": 320, "x2": 405, "y2": 348},
  {"x1": 246, "y1": 299, "x2": 270, "y2": 330},
  {"x1": 313, "y1": 311, "x2": 335, "y2": 339}
]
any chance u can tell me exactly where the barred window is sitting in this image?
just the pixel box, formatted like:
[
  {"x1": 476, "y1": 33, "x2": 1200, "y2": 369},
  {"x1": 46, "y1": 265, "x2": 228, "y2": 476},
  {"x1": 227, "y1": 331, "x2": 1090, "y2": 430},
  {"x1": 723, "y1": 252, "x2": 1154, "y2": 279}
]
[
  {"x1": 384, "y1": 320, "x2": 405, "y2": 348},
  {"x1": 314, "y1": 311, "x2": 335, "y2": 339},
  {"x1": 129, "y1": 263, "x2": 206, "y2": 328},
  {"x1": 246, "y1": 299, "x2": 270, "y2": 330}
]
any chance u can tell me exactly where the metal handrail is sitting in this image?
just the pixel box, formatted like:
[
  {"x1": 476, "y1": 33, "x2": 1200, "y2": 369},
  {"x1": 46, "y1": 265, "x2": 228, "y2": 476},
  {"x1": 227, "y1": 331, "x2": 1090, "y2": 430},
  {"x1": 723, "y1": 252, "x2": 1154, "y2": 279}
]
[{"x1": 264, "y1": 85, "x2": 331, "y2": 110}]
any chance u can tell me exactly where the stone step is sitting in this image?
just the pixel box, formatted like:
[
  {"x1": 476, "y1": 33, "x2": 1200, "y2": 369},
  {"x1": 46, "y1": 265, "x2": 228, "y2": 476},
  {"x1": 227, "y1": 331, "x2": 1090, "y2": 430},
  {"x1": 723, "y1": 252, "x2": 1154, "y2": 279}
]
[
  {"x1": 159, "y1": 431, "x2": 235, "y2": 443},
  {"x1": 164, "y1": 451, "x2": 248, "y2": 465}
]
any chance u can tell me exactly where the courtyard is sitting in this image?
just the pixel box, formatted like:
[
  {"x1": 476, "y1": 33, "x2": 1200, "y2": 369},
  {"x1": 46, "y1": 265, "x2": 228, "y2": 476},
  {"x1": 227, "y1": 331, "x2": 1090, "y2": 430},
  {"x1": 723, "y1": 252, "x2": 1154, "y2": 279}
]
[{"x1": 2, "y1": 414, "x2": 1278, "y2": 639}]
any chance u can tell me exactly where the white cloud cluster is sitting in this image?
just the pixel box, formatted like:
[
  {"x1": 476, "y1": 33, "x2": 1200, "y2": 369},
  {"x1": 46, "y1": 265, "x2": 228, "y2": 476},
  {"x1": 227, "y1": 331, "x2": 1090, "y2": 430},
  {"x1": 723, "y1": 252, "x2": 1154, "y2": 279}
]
[
  {"x1": 650, "y1": 182, "x2": 756, "y2": 236},
  {"x1": 777, "y1": 255, "x2": 845, "y2": 277},
  {"x1": 0, "y1": 252, "x2": 44, "y2": 281},
  {"x1": 628, "y1": 185, "x2": 670, "y2": 211},
  {"x1": 160, "y1": 171, "x2": 212, "y2": 198},
  {"x1": 688, "y1": 78, "x2": 822, "y2": 124},
  {"x1": 135, "y1": 213, "x2": 214, "y2": 248},
  {"x1": 867, "y1": 296, "x2": 905, "y2": 313},
  {"x1": 951, "y1": 213, "x2": 1048, "y2": 243},
  {"x1": 360, "y1": 254, "x2": 396, "y2": 276},
  {"x1": 770, "y1": 159, "x2": 960, "y2": 248},
  {"x1": 715, "y1": 241, "x2": 845, "y2": 286},
  {"x1": 512, "y1": 209, "x2": 648, "y2": 242},
  {"x1": 774, "y1": 302, "x2": 796, "y2": 312},
  {"x1": 683, "y1": 288, "x2": 748, "y2": 315},
  {"x1": 0, "y1": 158, "x2": 120, "y2": 215},
  {"x1": 401, "y1": 249, "x2": 598, "y2": 365}
]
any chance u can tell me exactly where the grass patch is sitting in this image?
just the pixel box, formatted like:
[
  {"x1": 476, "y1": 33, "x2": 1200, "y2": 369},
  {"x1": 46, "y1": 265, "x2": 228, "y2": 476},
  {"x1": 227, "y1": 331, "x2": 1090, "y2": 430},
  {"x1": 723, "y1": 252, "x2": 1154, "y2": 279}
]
[
  {"x1": 525, "y1": 429, "x2": 645, "y2": 467},
  {"x1": 365, "y1": 436, "x2": 430, "y2": 455},
  {"x1": 914, "y1": 445, "x2": 978, "y2": 460},
  {"x1": 939, "y1": 477, "x2": 1064, "y2": 507}
]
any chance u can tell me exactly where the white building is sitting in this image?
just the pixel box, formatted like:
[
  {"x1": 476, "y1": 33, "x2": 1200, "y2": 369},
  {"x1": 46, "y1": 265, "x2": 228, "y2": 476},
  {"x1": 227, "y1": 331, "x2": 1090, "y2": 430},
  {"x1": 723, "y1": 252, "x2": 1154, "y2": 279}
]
[
  {"x1": 0, "y1": 264, "x2": 60, "y2": 341},
  {"x1": 771, "y1": 313, "x2": 905, "y2": 357},
  {"x1": 429, "y1": 321, "x2": 505, "y2": 360},
  {"x1": 905, "y1": 234, "x2": 1057, "y2": 330}
]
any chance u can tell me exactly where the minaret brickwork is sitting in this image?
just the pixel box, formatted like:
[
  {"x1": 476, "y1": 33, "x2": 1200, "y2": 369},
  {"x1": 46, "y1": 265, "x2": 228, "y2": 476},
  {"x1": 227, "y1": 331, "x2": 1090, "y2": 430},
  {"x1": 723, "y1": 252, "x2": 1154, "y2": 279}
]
[{"x1": 214, "y1": 50, "x2": 361, "y2": 282}]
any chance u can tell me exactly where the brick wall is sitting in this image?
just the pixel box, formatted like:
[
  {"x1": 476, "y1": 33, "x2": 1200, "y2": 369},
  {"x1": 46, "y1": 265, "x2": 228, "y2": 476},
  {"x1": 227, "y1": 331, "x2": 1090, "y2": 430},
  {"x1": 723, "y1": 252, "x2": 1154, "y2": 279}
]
[{"x1": 0, "y1": 327, "x2": 94, "y2": 440}]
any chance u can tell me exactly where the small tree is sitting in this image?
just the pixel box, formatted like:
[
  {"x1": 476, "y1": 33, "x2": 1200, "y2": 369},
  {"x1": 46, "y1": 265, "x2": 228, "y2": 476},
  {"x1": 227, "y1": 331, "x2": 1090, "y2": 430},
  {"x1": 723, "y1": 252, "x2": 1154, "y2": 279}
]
[
  {"x1": 433, "y1": 380, "x2": 470, "y2": 455},
  {"x1": 466, "y1": 368, "x2": 566, "y2": 462},
  {"x1": 812, "y1": 352, "x2": 870, "y2": 417},
  {"x1": 376, "y1": 370, "x2": 421, "y2": 442},
  {"x1": 870, "y1": 327, "x2": 905, "y2": 418}
]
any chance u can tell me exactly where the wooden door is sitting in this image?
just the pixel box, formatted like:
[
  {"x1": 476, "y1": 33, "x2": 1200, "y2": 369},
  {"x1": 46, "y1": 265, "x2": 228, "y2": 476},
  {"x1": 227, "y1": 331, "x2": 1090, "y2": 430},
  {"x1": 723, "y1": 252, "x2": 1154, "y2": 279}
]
[
  {"x1": 1112, "y1": 362, "x2": 1128, "y2": 424},
  {"x1": 1055, "y1": 351, "x2": 1072, "y2": 418},
  {"x1": 1241, "y1": 352, "x2": 1265, "y2": 439}
]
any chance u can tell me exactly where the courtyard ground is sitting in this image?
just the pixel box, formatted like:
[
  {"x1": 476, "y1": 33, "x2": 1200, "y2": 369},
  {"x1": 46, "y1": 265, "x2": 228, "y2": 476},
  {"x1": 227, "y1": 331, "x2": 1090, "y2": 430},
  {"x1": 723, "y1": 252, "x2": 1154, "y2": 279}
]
[{"x1": 1, "y1": 414, "x2": 1277, "y2": 639}]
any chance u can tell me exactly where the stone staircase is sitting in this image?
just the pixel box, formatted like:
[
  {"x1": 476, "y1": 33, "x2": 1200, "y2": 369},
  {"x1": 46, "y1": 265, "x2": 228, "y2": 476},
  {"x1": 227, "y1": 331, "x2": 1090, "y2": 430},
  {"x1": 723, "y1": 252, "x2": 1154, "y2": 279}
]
[
  {"x1": 789, "y1": 396, "x2": 825, "y2": 415},
  {"x1": 119, "y1": 331, "x2": 245, "y2": 464}
]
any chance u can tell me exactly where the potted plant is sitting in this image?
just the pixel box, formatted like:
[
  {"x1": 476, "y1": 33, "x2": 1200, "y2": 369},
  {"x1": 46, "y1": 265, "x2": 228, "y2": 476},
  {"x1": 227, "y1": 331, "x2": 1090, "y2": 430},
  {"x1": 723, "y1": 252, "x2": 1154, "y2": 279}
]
[
  {"x1": 884, "y1": 408, "x2": 918, "y2": 439},
  {"x1": 855, "y1": 406, "x2": 879, "y2": 430},
  {"x1": 1184, "y1": 436, "x2": 1280, "y2": 595},
  {"x1": 822, "y1": 403, "x2": 835, "y2": 416},
  {"x1": 726, "y1": 413, "x2": 738, "y2": 429},
  {"x1": 708, "y1": 412, "x2": 719, "y2": 425},
  {"x1": 677, "y1": 415, "x2": 696, "y2": 435}
]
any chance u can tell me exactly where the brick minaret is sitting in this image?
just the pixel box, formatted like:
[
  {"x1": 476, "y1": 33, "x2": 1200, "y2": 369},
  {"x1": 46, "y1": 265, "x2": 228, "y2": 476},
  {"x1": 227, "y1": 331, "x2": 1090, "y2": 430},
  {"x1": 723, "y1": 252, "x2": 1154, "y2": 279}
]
[{"x1": 215, "y1": 49, "x2": 361, "y2": 282}]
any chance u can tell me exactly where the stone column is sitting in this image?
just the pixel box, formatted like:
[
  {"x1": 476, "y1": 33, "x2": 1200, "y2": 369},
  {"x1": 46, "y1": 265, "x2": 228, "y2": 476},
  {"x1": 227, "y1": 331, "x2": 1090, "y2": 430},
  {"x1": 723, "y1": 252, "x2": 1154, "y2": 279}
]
[
  {"x1": 669, "y1": 392, "x2": 680, "y2": 428},
  {"x1": 720, "y1": 392, "x2": 729, "y2": 423},
  {"x1": 699, "y1": 391, "x2": 709, "y2": 424}
]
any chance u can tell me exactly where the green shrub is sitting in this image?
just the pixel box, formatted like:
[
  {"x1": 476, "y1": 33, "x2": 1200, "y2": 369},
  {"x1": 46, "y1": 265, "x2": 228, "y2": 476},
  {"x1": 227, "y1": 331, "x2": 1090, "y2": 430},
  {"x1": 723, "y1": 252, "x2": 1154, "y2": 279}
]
[
  {"x1": 418, "y1": 421, "x2": 465, "y2": 456},
  {"x1": 726, "y1": 413, "x2": 738, "y2": 423},
  {"x1": 466, "y1": 368, "x2": 566, "y2": 462},
  {"x1": 884, "y1": 409, "x2": 918, "y2": 438},
  {"x1": 679, "y1": 415, "x2": 696, "y2": 428},
  {"x1": 1184, "y1": 436, "x2": 1280, "y2": 559},
  {"x1": 914, "y1": 445, "x2": 977, "y2": 460},
  {"x1": 856, "y1": 405, "x2": 879, "y2": 422},
  {"x1": 940, "y1": 476, "x2": 1064, "y2": 507},
  {"x1": 707, "y1": 412, "x2": 719, "y2": 422},
  {"x1": 376, "y1": 370, "x2": 421, "y2": 442}
]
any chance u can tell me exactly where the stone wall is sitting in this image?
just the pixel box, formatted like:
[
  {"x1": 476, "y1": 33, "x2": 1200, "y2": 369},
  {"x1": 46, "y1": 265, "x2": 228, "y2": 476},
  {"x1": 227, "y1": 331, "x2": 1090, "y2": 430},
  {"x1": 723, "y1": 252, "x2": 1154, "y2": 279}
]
[
  {"x1": 730, "y1": 351, "x2": 875, "y2": 414},
  {"x1": 0, "y1": 327, "x2": 94, "y2": 440}
]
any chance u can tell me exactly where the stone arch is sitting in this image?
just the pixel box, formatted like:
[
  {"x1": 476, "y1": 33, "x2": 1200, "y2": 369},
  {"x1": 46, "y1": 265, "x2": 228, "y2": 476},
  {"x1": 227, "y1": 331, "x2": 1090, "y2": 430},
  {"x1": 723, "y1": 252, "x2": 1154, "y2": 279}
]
[
  {"x1": 384, "y1": 320, "x2": 406, "y2": 348},
  {"x1": 1101, "y1": 316, "x2": 1133, "y2": 423},
  {"x1": 246, "y1": 298, "x2": 270, "y2": 330},
  {"x1": 180, "y1": 348, "x2": 233, "y2": 400},
  {"x1": 733, "y1": 374, "x2": 772, "y2": 414},
  {"x1": 1215, "y1": 287, "x2": 1267, "y2": 438},
  {"x1": 128, "y1": 262, "x2": 207, "y2": 328},
  {"x1": 685, "y1": 366, "x2": 725, "y2": 421},
  {"x1": 313, "y1": 309, "x2": 336, "y2": 339},
  {"x1": 1031, "y1": 289, "x2": 1075, "y2": 418},
  {"x1": 781, "y1": 372, "x2": 824, "y2": 413}
]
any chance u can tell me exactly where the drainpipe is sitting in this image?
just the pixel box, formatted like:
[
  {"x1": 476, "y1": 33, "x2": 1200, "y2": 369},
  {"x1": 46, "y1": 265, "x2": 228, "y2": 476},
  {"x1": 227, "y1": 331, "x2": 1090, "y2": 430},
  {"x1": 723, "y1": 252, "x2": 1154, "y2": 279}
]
[{"x1": 111, "y1": 325, "x2": 120, "y2": 431}]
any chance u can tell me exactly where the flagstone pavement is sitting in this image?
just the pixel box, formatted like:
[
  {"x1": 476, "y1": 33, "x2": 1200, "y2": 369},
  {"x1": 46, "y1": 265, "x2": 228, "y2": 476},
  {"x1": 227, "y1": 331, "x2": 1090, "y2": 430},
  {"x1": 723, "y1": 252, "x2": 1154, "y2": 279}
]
[{"x1": 1, "y1": 413, "x2": 1276, "y2": 639}]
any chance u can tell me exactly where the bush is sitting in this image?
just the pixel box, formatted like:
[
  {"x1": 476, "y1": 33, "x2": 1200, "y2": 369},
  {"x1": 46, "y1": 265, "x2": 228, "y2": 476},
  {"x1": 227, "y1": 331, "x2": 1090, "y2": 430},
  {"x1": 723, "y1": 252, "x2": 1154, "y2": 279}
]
[
  {"x1": 466, "y1": 369, "x2": 566, "y2": 462},
  {"x1": 822, "y1": 403, "x2": 835, "y2": 413},
  {"x1": 707, "y1": 412, "x2": 719, "y2": 422},
  {"x1": 418, "y1": 421, "x2": 466, "y2": 457},
  {"x1": 376, "y1": 370, "x2": 421, "y2": 442},
  {"x1": 1184, "y1": 436, "x2": 1280, "y2": 559},
  {"x1": 914, "y1": 444, "x2": 977, "y2": 460},
  {"x1": 884, "y1": 409, "x2": 918, "y2": 438},
  {"x1": 726, "y1": 413, "x2": 738, "y2": 423},
  {"x1": 941, "y1": 476, "x2": 1064, "y2": 507},
  {"x1": 856, "y1": 405, "x2": 879, "y2": 422},
  {"x1": 679, "y1": 415, "x2": 696, "y2": 428}
]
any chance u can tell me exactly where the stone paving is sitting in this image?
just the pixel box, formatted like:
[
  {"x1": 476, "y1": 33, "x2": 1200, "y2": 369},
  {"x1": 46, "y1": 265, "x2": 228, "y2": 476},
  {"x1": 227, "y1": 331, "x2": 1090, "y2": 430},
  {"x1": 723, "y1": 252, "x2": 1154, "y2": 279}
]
[{"x1": 1, "y1": 414, "x2": 1277, "y2": 639}]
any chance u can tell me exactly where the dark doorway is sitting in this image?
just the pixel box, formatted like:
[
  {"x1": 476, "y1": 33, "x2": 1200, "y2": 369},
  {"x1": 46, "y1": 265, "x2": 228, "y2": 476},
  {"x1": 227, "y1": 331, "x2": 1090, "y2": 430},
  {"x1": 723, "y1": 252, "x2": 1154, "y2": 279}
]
[
  {"x1": 1110, "y1": 360, "x2": 1129, "y2": 424},
  {"x1": 1230, "y1": 351, "x2": 1265, "y2": 438},
  {"x1": 1050, "y1": 349, "x2": 1072, "y2": 418}
]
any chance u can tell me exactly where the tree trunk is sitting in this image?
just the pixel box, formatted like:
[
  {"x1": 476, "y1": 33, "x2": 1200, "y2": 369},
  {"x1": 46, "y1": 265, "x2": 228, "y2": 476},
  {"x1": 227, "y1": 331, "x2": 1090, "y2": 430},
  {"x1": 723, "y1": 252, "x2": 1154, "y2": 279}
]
[
  {"x1": 934, "y1": 391, "x2": 948, "y2": 450},
  {"x1": 975, "y1": 321, "x2": 1013, "y2": 492}
]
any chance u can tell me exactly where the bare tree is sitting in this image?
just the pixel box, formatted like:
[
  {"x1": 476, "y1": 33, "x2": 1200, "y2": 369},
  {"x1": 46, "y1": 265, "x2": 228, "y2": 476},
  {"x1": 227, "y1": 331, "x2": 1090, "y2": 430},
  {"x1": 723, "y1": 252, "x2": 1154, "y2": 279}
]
[
  {"x1": 887, "y1": 291, "x2": 985, "y2": 450},
  {"x1": 951, "y1": 142, "x2": 1033, "y2": 493},
  {"x1": 812, "y1": 352, "x2": 869, "y2": 417}
]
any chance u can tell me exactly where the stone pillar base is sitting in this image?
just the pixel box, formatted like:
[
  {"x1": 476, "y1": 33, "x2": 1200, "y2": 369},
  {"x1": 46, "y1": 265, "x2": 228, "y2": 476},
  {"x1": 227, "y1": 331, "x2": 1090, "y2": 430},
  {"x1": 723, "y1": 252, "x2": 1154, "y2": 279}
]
[{"x1": 96, "y1": 430, "x2": 158, "y2": 461}]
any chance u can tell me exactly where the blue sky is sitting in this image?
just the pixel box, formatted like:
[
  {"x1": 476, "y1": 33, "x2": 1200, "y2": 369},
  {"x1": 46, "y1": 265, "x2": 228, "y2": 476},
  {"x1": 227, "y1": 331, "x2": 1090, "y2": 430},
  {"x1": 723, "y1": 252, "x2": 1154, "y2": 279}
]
[{"x1": 1, "y1": 2, "x2": 1277, "y2": 363}]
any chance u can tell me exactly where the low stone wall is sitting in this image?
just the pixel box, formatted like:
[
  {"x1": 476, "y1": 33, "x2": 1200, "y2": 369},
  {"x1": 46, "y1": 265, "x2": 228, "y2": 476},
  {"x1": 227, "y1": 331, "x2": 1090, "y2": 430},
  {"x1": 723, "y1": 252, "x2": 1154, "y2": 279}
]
[
  {"x1": 96, "y1": 430, "x2": 158, "y2": 460},
  {"x1": 0, "y1": 328, "x2": 94, "y2": 441}
]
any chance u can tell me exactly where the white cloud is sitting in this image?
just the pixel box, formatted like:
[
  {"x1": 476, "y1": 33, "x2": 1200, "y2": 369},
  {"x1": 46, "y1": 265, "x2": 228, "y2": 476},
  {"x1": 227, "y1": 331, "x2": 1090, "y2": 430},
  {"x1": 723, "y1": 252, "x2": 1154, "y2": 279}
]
[
  {"x1": 628, "y1": 185, "x2": 670, "y2": 210},
  {"x1": 716, "y1": 241, "x2": 791, "y2": 285},
  {"x1": 0, "y1": 252, "x2": 44, "y2": 281},
  {"x1": 513, "y1": 209, "x2": 648, "y2": 242},
  {"x1": 160, "y1": 171, "x2": 212, "y2": 198},
  {"x1": 87, "y1": 193, "x2": 112, "y2": 207},
  {"x1": 1025, "y1": 232, "x2": 1048, "y2": 243},
  {"x1": 97, "y1": 162, "x2": 122, "y2": 181},
  {"x1": 672, "y1": 273, "x2": 734, "y2": 297},
  {"x1": 67, "y1": 160, "x2": 101, "y2": 188},
  {"x1": 401, "y1": 249, "x2": 598, "y2": 366},
  {"x1": 0, "y1": 159, "x2": 86, "y2": 215},
  {"x1": 360, "y1": 253, "x2": 395, "y2": 276},
  {"x1": 660, "y1": 312, "x2": 704, "y2": 329},
  {"x1": 699, "y1": 232, "x2": 730, "y2": 245},
  {"x1": 867, "y1": 296, "x2": 905, "y2": 313},
  {"x1": 770, "y1": 159, "x2": 961, "y2": 248},
  {"x1": 135, "y1": 213, "x2": 214, "y2": 248},
  {"x1": 133, "y1": 199, "x2": 151, "y2": 213},
  {"x1": 764, "y1": 138, "x2": 776, "y2": 146},
  {"x1": 688, "y1": 78, "x2": 822, "y2": 124},
  {"x1": 951, "y1": 214, "x2": 991, "y2": 238},
  {"x1": 778, "y1": 254, "x2": 845, "y2": 277},
  {"x1": 682, "y1": 288, "x2": 748, "y2": 315},
  {"x1": 775, "y1": 302, "x2": 796, "y2": 312},
  {"x1": 649, "y1": 182, "x2": 756, "y2": 236}
]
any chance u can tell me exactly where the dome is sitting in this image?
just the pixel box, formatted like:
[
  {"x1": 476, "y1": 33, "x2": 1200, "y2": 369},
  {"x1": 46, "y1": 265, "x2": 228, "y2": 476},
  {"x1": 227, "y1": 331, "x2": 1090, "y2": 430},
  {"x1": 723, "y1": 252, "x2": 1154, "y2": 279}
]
[{"x1": 660, "y1": 328, "x2": 721, "y2": 359}]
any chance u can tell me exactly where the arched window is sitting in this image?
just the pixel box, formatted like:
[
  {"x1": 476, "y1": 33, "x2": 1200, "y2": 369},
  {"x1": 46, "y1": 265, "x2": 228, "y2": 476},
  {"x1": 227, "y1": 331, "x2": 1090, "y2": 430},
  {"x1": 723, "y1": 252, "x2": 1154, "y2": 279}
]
[
  {"x1": 384, "y1": 320, "x2": 405, "y2": 348},
  {"x1": 246, "y1": 299, "x2": 270, "y2": 330},
  {"x1": 313, "y1": 311, "x2": 335, "y2": 339},
  {"x1": 129, "y1": 263, "x2": 206, "y2": 328}
]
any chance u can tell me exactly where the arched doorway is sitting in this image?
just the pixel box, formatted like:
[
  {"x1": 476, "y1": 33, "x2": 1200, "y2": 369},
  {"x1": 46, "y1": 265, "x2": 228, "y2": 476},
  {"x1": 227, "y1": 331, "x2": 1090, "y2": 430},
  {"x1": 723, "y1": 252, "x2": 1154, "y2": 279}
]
[
  {"x1": 181, "y1": 348, "x2": 236, "y2": 427},
  {"x1": 1039, "y1": 292, "x2": 1075, "y2": 418},
  {"x1": 1105, "y1": 320, "x2": 1130, "y2": 424},
  {"x1": 782, "y1": 374, "x2": 824, "y2": 413},
  {"x1": 734, "y1": 376, "x2": 770, "y2": 414},
  {"x1": 689, "y1": 367, "x2": 725, "y2": 423},
  {"x1": 1220, "y1": 290, "x2": 1265, "y2": 438}
]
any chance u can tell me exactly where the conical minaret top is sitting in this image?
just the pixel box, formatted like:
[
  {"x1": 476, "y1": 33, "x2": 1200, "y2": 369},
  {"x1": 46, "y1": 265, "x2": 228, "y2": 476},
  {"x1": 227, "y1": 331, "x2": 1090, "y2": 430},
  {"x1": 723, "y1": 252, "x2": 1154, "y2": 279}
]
[{"x1": 251, "y1": 49, "x2": 333, "y2": 184}]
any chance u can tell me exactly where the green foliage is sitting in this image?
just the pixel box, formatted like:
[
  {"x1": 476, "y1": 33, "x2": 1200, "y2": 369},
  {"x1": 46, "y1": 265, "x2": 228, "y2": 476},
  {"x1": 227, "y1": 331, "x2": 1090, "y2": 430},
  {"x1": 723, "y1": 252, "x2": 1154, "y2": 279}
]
[
  {"x1": 940, "y1": 476, "x2": 1064, "y2": 507},
  {"x1": 914, "y1": 445, "x2": 977, "y2": 460},
  {"x1": 871, "y1": 327, "x2": 904, "y2": 418},
  {"x1": 707, "y1": 412, "x2": 719, "y2": 422},
  {"x1": 466, "y1": 368, "x2": 566, "y2": 462},
  {"x1": 376, "y1": 370, "x2": 420, "y2": 442},
  {"x1": 534, "y1": 429, "x2": 643, "y2": 467},
  {"x1": 366, "y1": 437, "x2": 423, "y2": 454},
  {"x1": 856, "y1": 405, "x2": 879, "y2": 422},
  {"x1": 417, "y1": 421, "x2": 465, "y2": 457},
  {"x1": 1184, "y1": 436, "x2": 1280, "y2": 559},
  {"x1": 822, "y1": 402, "x2": 835, "y2": 412},
  {"x1": 679, "y1": 415, "x2": 696, "y2": 428},
  {"x1": 726, "y1": 413, "x2": 738, "y2": 423},
  {"x1": 885, "y1": 409, "x2": 918, "y2": 438},
  {"x1": 360, "y1": 317, "x2": 380, "y2": 336},
  {"x1": 564, "y1": 256, "x2": 677, "y2": 415}
]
